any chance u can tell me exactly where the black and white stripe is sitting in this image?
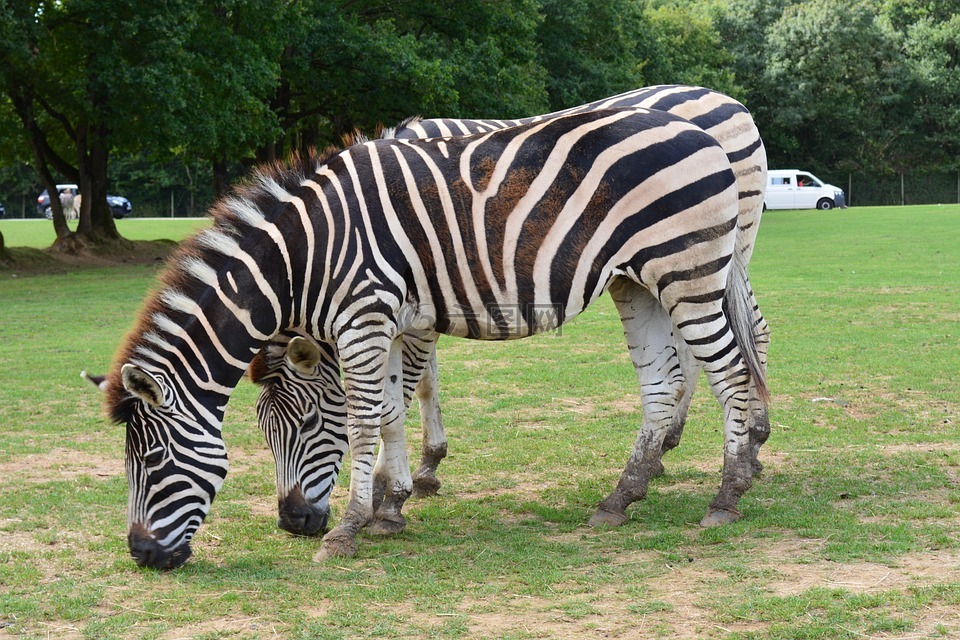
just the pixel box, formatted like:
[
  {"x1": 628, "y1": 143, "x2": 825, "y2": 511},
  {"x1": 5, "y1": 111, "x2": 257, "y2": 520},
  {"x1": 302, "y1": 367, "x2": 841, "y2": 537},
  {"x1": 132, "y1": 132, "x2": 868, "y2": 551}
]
[
  {"x1": 253, "y1": 85, "x2": 769, "y2": 537},
  {"x1": 108, "y1": 106, "x2": 768, "y2": 567}
]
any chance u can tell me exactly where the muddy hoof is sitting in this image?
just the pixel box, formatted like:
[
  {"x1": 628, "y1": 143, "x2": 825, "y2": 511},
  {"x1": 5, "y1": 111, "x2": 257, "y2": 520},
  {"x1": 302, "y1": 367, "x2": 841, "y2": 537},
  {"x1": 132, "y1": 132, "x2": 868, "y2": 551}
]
[
  {"x1": 313, "y1": 535, "x2": 357, "y2": 562},
  {"x1": 372, "y1": 476, "x2": 388, "y2": 514},
  {"x1": 699, "y1": 508, "x2": 741, "y2": 528},
  {"x1": 588, "y1": 509, "x2": 629, "y2": 528},
  {"x1": 411, "y1": 475, "x2": 441, "y2": 499},
  {"x1": 368, "y1": 513, "x2": 407, "y2": 536}
]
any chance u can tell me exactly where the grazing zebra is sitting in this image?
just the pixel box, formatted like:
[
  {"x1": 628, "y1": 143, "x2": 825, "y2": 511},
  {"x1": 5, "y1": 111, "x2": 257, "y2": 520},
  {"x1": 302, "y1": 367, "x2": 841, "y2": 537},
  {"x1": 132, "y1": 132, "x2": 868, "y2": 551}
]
[
  {"x1": 252, "y1": 85, "x2": 770, "y2": 536},
  {"x1": 247, "y1": 329, "x2": 444, "y2": 536},
  {"x1": 107, "y1": 107, "x2": 768, "y2": 568}
]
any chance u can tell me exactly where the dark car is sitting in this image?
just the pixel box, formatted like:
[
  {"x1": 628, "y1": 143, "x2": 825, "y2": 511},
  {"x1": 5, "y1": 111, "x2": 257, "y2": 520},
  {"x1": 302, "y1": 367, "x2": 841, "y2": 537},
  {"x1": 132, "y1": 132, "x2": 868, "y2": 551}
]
[{"x1": 37, "y1": 184, "x2": 132, "y2": 219}]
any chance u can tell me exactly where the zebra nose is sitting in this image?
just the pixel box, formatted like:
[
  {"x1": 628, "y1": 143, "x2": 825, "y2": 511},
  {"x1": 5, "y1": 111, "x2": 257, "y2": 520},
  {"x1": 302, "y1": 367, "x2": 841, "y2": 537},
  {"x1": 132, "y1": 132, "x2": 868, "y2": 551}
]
[
  {"x1": 277, "y1": 489, "x2": 329, "y2": 537},
  {"x1": 127, "y1": 525, "x2": 193, "y2": 570}
]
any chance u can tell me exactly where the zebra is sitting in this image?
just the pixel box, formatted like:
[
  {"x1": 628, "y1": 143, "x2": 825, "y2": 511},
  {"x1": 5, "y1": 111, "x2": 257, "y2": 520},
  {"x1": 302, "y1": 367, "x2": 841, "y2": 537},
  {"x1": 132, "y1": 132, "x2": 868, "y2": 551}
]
[
  {"x1": 247, "y1": 329, "x2": 445, "y2": 536},
  {"x1": 106, "y1": 106, "x2": 768, "y2": 568},
  {"x1": 250, "y1": 85, "x2": 769, "y2": 536}
]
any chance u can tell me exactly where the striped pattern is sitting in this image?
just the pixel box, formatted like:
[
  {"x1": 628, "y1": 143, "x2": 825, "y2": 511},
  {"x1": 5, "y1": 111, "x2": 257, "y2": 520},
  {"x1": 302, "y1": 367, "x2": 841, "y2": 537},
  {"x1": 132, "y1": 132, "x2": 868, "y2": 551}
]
[
  {"x1": 254, "y1": 85, "x2": 769, "y2": 537},
  {"x1": 249, "y1": 332, "x2": 346, "y2": 535},
  {"x1": 108, "y1": 106, "x2": 767, "y2": 567}
]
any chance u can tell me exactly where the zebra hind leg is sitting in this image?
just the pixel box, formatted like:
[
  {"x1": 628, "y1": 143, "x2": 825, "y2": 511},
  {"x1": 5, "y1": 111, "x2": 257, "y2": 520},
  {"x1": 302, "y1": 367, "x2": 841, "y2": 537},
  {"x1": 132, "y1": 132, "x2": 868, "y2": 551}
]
[
  {"x1": 747, "y1": 297, "x2": 771, "y2": 476},
  {"x1": 589, "y1": 279, "x2": 684, "y2": 527},
  {"x1": 656, "y1": 337, "x2": 701, "y2": 472},
  {"x1": 665, "y1": 291, "x2": 771, "y2": 480},
  {"x1": 670, "y1": 278, "x2": 768, "y2": 527}
]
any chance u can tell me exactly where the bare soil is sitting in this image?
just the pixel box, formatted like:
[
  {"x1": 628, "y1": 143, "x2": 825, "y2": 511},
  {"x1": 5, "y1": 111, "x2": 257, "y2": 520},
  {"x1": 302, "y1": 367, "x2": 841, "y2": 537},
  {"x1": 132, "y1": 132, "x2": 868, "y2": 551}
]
[{"x1": 0, "y1": 240, "x2": 178, "y2": 275}]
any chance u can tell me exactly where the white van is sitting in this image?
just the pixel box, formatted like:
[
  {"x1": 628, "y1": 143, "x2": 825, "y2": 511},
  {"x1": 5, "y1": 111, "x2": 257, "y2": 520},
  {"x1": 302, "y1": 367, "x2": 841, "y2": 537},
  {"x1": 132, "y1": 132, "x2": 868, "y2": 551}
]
[{"x1": 764, "y1": 169, "x2": 846, "y2": 210}]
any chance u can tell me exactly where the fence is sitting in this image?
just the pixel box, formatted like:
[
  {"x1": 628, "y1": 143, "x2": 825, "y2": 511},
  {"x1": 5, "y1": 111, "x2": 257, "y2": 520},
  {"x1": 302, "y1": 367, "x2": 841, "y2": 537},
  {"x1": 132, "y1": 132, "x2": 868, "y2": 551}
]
[
  {"x1": 0, "y1": 189, "x2": 213, "y2": 219},
  {"x1": 5, "y1": 170, "x2": 960, "y2": 219},
  {"x1": 820, "y1": 169, "x2": 960, "y2": 207}
]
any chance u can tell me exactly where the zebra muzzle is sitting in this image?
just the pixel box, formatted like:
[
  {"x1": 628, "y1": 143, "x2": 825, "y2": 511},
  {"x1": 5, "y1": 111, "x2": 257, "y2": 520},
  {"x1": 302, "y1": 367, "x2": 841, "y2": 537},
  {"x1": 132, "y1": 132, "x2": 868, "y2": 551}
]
[
  {"x1": 127, "y1": 525, "x2": 193, "y2": 570},
  {"x1": 277, "y1": 487, "x2": 330, "y2": 537}
]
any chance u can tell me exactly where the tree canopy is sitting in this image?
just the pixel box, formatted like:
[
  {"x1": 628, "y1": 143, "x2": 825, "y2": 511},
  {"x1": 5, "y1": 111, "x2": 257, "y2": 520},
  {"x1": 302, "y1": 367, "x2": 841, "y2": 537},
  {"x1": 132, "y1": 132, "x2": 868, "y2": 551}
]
[{"x1": 2, "y1": 0, "x2": 960, "y2": 250}]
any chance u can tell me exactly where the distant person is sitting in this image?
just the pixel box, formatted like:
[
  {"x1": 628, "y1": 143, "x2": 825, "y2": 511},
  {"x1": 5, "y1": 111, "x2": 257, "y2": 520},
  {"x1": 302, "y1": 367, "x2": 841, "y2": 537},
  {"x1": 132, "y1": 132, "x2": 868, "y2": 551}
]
[{"x1": 59, "y1": 188, "x2": 76, "y2": 221}]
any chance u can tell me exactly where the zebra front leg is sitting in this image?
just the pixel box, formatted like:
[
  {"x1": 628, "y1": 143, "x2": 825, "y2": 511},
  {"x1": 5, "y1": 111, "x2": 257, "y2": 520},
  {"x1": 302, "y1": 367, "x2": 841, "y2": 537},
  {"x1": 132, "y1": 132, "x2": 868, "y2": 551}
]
[
  {"x1": 590, "y1": 279, "x2": 683, "y2": 526},
  {"x1": 314, "y1": 333, "x2": 395, "y2": 561},
  {"x1": 370, "y1": 330, "x2": 442, "y2": 510},
  {"x1": 368, "y1": 336, "x2": 414, "y2": 535},
  {"x1": 410, "y1": 340, "x2": 446, "y2": 498}
]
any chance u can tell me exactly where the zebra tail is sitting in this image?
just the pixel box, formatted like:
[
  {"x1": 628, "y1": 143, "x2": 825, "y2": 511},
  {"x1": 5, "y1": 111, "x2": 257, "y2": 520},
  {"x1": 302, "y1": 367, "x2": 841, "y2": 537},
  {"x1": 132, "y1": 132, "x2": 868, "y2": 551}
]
[{"x1": 723, "y1": 254, "x2": 770, "y2": 405}]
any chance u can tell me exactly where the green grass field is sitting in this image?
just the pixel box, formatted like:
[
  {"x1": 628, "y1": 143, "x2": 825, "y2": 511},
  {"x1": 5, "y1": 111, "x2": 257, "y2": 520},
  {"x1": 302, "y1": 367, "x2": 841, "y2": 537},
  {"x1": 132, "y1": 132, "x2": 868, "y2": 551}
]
[{"x1": 1, "y1": 205, "x2": 958, "y2": 639}]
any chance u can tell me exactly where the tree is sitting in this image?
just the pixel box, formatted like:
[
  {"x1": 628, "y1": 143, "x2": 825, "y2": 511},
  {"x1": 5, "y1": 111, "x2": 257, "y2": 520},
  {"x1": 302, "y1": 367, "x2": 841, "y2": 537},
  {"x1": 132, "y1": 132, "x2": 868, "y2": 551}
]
[
  {"x1": 0, "y1": 0, "x2": 285, "y2": 250},
  {"x1": 262, "y1": 0, "x2": 548, "y2": 160},
  {"x1": 641, "y1": 3, "x2": 740, "y2": 97},
  {"x1": 179, "y1": 0, "x2": 285, "y2": 197},
  {"x1": 897, "y1": 12, "x2": 960, "y2": 168},
  {"x1": 0, "y1": 230, "x2": 10, "y2": 265},
  {"x1": 537, "y1": 0, "x2": 653, "y2": 111},
  {"x1": 760, "y1": 0, "x2": 906, "y2": 172}
]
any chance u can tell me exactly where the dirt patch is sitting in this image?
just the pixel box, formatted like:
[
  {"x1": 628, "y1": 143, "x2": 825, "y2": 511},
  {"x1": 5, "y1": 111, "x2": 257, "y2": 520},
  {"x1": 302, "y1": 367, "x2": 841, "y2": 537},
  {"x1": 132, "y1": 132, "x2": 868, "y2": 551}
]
[
  {"x1": 1, "y1": 239, "x2": 178, "y2": 275},
  {"x1": 0, "y1": 448, "x2": 123, "y2": 483},
  {"x1": 769, "y1": 548, "x2": 960, "y2": 596},
  {"x1": 558, "y1": 398, "x2": 596, "y2": 415},
  {"x1": 158, "y1": 617, "x2": 271, "y2": 640},
  {"x1": 455, "y1": 471, "x2": 558, "y2": 502}
]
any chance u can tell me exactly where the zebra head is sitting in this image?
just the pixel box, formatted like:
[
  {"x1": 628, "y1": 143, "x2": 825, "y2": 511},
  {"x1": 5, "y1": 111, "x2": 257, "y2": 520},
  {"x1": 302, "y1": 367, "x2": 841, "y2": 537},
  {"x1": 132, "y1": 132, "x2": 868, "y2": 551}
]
[
  {"x1": 115, "y1": 364, "x2": 229, "y2": 570},
  {"x1": 249, "y1": 333, "x2": 348, "y2": 537}
]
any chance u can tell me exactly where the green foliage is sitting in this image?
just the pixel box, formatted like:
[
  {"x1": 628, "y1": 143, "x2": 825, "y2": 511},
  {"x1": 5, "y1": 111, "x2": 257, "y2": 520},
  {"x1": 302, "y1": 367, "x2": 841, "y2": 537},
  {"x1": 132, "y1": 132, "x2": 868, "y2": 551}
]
[
  {"x1": 644, "y1": 3, "x2": 739, "y2": 96},
  {"x1": 537, "y1": 0, "x2": 652, "y2": 110},
  {"x1": 761, "y1": 0, "x2": 904, "y2": 170},
  {"x1": 898, "y1": 12, "x2": 960, "y2": 166},
  {"x1": 6, "y1": 0, "x2": 960, "y2": 227}
]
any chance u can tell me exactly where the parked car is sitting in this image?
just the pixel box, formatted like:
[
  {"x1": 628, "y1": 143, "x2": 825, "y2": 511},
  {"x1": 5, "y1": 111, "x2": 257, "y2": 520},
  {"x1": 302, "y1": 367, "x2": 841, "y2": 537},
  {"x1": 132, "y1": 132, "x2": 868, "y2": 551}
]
[
  {"x1": 0, "y1": 201, "x2": 6, "y2": 218},
  {"x1": 37, "y1": 184, "x2": 133, "y2": 219},
  {"x1": 764, "y1": 170, "x2": 846, "y2": 210}
]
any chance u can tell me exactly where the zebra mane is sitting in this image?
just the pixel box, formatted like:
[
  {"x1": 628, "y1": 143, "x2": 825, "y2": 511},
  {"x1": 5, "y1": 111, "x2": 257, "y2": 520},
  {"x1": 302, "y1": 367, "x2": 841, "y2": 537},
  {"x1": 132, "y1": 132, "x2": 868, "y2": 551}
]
[
  {"x1": 104, "y1": 145, "x2": 353, "y2": 424},
  {"x1": 380, "y1": 115, "x2": 421, "y2": 140}
]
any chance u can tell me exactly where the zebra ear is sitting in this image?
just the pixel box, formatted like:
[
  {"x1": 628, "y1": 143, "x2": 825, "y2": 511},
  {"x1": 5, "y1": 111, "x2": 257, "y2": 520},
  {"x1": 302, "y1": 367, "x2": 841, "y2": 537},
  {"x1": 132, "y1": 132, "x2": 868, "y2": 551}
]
[
  {"x1": 285, "y1": 336, "x2": 321, "y2": 374},
  {"x1": 121, "y1": 364, "x2": 164, "y2": 407}
]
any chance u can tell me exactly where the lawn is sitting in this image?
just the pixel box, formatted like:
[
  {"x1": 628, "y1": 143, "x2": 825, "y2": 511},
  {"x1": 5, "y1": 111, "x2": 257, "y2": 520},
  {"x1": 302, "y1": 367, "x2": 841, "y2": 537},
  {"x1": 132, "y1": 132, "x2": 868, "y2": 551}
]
[
  {"x1": 0, "y1": 217, "x2": 210, "y2": 249},
  {"x1": 0, "y1": 205, "x2": 958, "y2": 639}
]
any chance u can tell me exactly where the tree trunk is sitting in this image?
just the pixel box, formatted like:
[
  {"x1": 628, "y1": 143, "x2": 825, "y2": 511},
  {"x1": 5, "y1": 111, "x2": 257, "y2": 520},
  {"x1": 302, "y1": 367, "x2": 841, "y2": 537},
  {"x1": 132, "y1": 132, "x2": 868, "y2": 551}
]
[
  {"x1": 9, "y1": 86, "x2": 78, "y2": 249},
  {"x1": 75, "y1": 122, "x2": 124, "y2": 246},
  {"x1": 212, "y1": 155, "x2": 230, "y2": 200},
  {"x1": 0, "y1": 230, "x2": 12, "y2": 265},
  {"x1": 29, "y1": 129, "x2": 72, "y2": 243}
]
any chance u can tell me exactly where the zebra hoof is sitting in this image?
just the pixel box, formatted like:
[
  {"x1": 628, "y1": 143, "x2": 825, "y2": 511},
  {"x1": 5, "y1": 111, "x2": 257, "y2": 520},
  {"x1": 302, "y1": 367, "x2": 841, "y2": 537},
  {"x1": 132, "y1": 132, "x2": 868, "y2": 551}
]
[
  {"x1": 411, "y1": 475, "x2": 441, "y2": 499},
  {"x1": 313, "y1": 529, "x2": 357, "y2": 562},
  {"x1": 699, "y1": 508, "x2": 741, "y2": 528},
  {"x1": 371, "y1": 475, "x2": 388, "y2": 514},
  {"x1": 587, "y1": 508, "x2": 628, "y2": 528},
  {"x1": 368, "y1": 513, "x2": 407, "y2": 536},
  {"x1": 313, "y1": 533, "x2": 357, "y2": 561}
]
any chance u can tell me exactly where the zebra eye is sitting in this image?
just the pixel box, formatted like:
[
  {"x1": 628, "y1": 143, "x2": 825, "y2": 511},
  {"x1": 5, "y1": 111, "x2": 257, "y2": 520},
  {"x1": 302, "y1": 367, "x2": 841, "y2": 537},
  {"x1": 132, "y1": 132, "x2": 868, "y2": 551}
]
[
  {"x1": 301, "y1": 407, "x2": 320, "y2": 435},
  {"x1": 143, "y1": 449, "x2": 165, "y2": 468}
]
